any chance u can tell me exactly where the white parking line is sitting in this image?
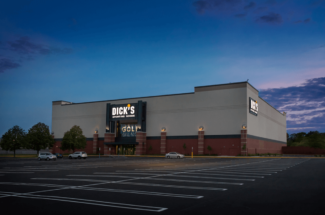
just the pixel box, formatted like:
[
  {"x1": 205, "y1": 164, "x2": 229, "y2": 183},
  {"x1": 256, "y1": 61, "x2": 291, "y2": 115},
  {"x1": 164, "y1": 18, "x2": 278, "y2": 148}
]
[
  {"x1": 67, "y1": 175, "x2": 138, "y2": 179},
  {"x1": 199, "y1": 171, "x2": 271, "y2": 175},
  {"x1": 119, "y1": 182, "x2": 227, "y2": 191},
  {"x1": 31, "y1": 178, "x2": 227, "y2": 191},
  {"x1": 95, "y1": 172, "x2": 158, "y2": 175},
  {"x1": 161, "y1": 175, "x2": 255, "y2": 181},
  {"x1": 142, "y1": 178, "x2": 244, "y2": 185},
  {"x1": 205, "y1": 169, "x2": 278, "y2": 173},
  {"x1": 2, "y1": 170, "x2": 59, "y2": 172},
  {"x1": 0, "y1": 182, "x2": 203, "y2": 199},
  {"x1": 94, "y1": 173, "x2": 255, "y2": 181},
  {"x1": 222, "y1": 168, "x2": 284, "y2": 171},
  {"x1": 0, "y1": 172, "x2": 35, "y2": 174},
  {"x1": 182, "y1": 172, "x2": 265, "y2": 178},
  {"x1": 0, "y1": 191, "x2": 168, "y2": 212},
  {"x1": 67, "y1": 175, "x2": 246, "y2": 185}
]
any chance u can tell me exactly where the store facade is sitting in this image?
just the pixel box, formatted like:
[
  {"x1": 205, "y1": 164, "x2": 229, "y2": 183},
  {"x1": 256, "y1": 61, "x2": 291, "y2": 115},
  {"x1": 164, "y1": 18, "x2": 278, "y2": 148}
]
[{"x1": 51, "y1": 82, "x2": 287, "y2": 156}]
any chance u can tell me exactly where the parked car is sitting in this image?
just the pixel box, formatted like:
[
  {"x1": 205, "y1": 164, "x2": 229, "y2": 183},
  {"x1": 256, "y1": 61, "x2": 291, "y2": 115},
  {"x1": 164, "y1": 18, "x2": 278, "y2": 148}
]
[
  {"x1": 69, "y1": 151, "x2": 87, "y2": 159},
  {"x1": 165, "y1": 152, "x2": 184, "y2": 159},
  {"x1": 53, "y1": 153, "x2": 63, "y2": 158},
  {"x1": 38, "y1": 152, "x2": 57, "y2": 161}
]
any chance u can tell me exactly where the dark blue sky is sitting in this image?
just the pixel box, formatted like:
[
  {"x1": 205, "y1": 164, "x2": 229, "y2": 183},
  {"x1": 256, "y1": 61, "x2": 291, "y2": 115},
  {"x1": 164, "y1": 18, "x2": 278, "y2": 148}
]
[{"x1": 0, "y1": 0, "x2": 324, "y2": 135}]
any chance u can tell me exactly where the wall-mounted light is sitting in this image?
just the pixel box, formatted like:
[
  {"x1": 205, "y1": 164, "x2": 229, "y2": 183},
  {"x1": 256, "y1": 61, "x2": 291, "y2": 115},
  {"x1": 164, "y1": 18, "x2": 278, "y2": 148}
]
[
  {"x1": 161, "y1": 127, "x2": 166, "y2": 132},
  {"x1": 95, "y1": 129, "x2": 98, "y2": 134},
  {"x1": 242, "y1": 124, "x2": 247, "y2": 129},
  {"x1": 198, "y1": 126, "x2": 204, "y2": 131}
]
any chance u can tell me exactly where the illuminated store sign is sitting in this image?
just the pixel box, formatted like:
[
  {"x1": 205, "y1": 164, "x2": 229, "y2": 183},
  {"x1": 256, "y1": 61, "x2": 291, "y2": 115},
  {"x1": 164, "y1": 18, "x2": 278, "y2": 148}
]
[
  {"x1": 111, "y1": 103, "x2": 137, "y2": 119},
  {"x1": 120, "y1": 124, "x2": 140, "y2": 137},
  {"x1": 249, "y1": 97, "x2": 258, "y2": 116}
]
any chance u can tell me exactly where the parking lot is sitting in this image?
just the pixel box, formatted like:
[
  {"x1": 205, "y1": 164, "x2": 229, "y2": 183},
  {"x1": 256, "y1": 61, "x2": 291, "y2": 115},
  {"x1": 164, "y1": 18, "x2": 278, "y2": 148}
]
[{"x1": 0, "y1": 157, "x2": 324, "y2": 214}]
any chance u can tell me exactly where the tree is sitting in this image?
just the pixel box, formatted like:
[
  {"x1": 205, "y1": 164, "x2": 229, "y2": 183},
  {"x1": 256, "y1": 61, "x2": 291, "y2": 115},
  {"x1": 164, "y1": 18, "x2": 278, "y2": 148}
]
[
  {"x1": 183, "y1": 143, "x2": 186, "y2": 153},
  {"x1": 26, "y1": 122, "x2": 54, "y2": 155},
  {"x1": 207, "y1": 145, "x2": 212, "y2": 155},
  {"x1": 60, "y1": 125, "x2": 86, "y2": 152},
  {"x1": 0, "y1": 125, "x2": 26, "y2": 157},
  {"x1": 306, "y1": 131, "x2": 325, "y2": 149}
]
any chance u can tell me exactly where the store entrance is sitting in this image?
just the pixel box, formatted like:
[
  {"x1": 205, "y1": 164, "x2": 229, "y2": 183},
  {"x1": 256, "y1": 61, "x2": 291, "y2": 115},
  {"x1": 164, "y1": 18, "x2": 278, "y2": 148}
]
[{"x1": 116, "y1": 144, "x2": 136, "y2": 155}]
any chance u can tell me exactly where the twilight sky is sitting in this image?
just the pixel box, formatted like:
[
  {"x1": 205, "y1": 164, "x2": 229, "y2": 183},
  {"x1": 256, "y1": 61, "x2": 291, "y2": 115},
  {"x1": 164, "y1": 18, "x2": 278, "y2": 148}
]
[{"x1": 0, "y1": 0, "x2": 324, "y2": 136}]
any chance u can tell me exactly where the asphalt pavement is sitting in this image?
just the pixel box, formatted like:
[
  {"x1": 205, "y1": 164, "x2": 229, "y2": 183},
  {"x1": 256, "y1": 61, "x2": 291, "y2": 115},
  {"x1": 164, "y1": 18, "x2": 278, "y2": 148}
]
[{"x1": 0, "y1": 156, "x2": 324, "y2": 214}]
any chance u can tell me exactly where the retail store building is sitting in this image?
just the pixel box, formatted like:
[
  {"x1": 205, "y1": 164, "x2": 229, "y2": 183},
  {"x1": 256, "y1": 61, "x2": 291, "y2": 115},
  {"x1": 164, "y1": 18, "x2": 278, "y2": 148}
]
[{"x1": 51, "y1": 82, "x2": 287, "y2": 156}]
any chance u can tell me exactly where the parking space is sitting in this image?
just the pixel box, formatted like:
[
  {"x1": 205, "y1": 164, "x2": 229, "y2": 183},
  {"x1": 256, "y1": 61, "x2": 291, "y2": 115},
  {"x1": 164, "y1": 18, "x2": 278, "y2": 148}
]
[{"x1": 0, "y1": 157, "x2": 324, "y2": 214}]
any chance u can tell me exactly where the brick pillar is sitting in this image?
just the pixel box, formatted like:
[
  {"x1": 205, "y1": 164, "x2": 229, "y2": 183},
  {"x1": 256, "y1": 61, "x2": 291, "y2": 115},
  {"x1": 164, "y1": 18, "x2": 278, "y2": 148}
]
[
  {"x1": 135, "y1": 132, "x2": 146, "y2": 155},
  {"x1": 198, "y1": 131, "x2": 204, "y2": 155},
  {"x1": 241, "y1": 129, "x2": 247, "y2": 155},
  {"x1": 160, "y1": 132, "x2": 166, "y2": 155},
  {"x1": 104, "y1": 133, "x2": 115, "y2": 155},
  {"x1": 93, "y1": 133, "x2": 98, "y2": 154}
]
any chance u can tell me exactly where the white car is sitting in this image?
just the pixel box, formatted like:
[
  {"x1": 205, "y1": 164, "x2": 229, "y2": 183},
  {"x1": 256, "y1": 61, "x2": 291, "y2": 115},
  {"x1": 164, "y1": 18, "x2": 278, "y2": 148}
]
[
  {"x1": 38, "y1": 153, "x2": 57, "y2": 161},
  {"x1": 165, "y1": 152, "x2": 184, "y2": 159},
  {"x1": 69, "y1": 151, "x2": 87, "y2": 159}
]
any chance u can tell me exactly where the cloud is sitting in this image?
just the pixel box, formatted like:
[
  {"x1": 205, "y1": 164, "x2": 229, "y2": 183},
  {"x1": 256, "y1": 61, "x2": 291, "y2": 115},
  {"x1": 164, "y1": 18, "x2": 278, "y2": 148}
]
[
  {"x1": 193, "y1": 0, "x2": 242, "y2": 13},
  {"x1": 259, "y1": 77, "x2": 325, "y2": 133},
  {"x1": 287, "y1": 127, "x2": 317, "y2": 130},
  {"x1": 0, "y1": 36, "x2": 72, "y2": 73},
  {"x1": 294, "y1": 18, "x2": 311, "y2": 24},
  {"x1": 7, "y1": 37, "x2": 72, "y2": 55},
  {"x1": 244, "y1": 2, "x2": 256, "y2": 10},
  {"x1": 0, "y1": 58, "x2": 21, "y2": 73},
  {"x1": 193, "y1": 0, "x2": 210, "y2": 13},
  {"x1": 257, "y1": 12, "x2": 282, "y2": 23}
]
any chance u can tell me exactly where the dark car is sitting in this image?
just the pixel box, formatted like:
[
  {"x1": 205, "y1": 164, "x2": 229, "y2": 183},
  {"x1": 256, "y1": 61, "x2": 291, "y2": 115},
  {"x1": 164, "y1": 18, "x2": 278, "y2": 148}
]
[{"x1": 53, "y1": 153, "x2": 63, "y2": 158}]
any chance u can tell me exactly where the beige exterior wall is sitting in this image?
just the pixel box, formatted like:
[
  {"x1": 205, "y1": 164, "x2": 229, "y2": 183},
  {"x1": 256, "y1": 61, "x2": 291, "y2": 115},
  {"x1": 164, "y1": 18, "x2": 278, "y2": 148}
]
[
  {"x1": 52, "y1": 82, "x2": 286, "y2": 142},
  {"x1": 246, "y1": 87, "x2": 287, "y2": 143},
  {"x1": 52, "y1": 86, "x2": 247, "y2": 138}
]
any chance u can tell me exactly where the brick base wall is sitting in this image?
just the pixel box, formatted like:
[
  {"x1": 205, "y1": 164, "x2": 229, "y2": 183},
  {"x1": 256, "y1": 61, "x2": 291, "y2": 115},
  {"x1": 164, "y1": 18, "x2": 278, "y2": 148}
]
[
  {"x1": 146, "y1": 140, "x2": 161, "y2": 155},
  {"x1": 166, "y1": 139, "x2": 198, "y2": 156},
  {"x1": 204, "y1": 138, "x2": 241, "y2": 156},
  {"x1": 51, "y1": 135, "x2": 286, "y2": 156}
]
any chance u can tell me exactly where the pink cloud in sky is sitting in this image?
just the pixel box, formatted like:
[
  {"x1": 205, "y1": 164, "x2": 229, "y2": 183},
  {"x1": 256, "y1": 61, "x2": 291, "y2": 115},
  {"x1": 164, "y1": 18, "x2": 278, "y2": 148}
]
[{"x1": 257, "y1": 67, "x2": 325, "y2": 89}]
